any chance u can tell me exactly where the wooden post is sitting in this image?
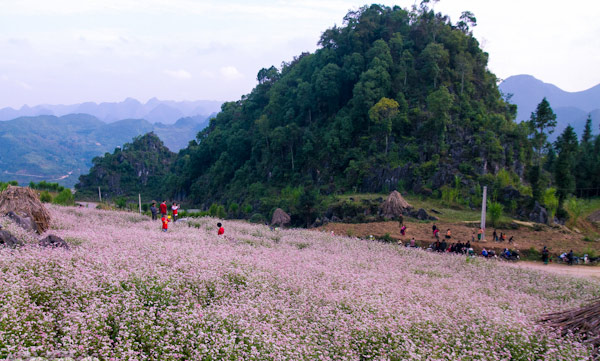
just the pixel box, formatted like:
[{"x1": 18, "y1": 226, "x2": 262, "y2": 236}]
[
  {"x1": 98, "y1": 187, "x2": 102, "y2": 202},
  {"x1": 480, "y1": 186, "x2": 487, "y2": 242},
  {"x1": 138, "y1": 194, "x2": 142, "y2": 214}
]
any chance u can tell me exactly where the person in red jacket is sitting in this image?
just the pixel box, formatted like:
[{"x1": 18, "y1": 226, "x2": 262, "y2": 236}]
[
  {"x1": 171, "y1": 202, "x2": 179, "y2": 222},
  {"x1": 217, "y1": 222, "x2": 224, "y2": 235},
  {"x1": 161, "y1": 214, "x2": 170, "y2": 232},
  {"x1": 160, "y1": 200, "x2": 167, "y2": 217}
]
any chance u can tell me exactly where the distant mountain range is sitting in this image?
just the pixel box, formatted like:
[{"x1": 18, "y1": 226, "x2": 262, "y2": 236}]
[
  {"x1": 0, "y1": 114, "x2": 210, "y2": 187},
  {"x1": 499, "y1": 75, "x2": 599, "y2": 140},
  {"x1": 0, "y1": 98, "x2": 223, "y2": 124}
]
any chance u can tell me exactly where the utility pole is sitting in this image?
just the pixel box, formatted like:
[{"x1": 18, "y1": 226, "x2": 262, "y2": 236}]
[{"x1": 480, "y1": 186, "x2": 487, "y2": 241}]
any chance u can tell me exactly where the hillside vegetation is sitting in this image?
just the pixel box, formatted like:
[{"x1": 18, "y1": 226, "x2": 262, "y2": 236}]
[
  {"x1": 167, "y1": 4, "x2": 523, "y2": 209},
  {"x1": 0, "y1": 114, "x2": 208, "y2": 187},
  {"x1": 76, "y1": 3, "x2": 600, "y2": 229}
]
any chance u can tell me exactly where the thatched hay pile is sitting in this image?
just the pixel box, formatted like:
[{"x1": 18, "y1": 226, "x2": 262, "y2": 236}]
[
  {"x1": 271, "y1": 208, "x2": 291, "y2": 227},
  {"x1": 539, "y1": 298, "x2": 600, "y2": 352},
  {"x1": 0, "y1": 186, "x2": 51, "y2": 233},
  {"x1": 380, "y1": 191, "x2": 412, "y2": 219}
]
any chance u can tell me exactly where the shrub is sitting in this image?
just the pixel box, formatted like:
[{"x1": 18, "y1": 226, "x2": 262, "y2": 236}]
[
  {"x1": 543, "y1": 188, "x2": 558, "y2": 223},
  {"x1": 39, "y1": 191, "x2": 52, "y2": 203},
  {"x1": 566, "y1": 197, "x2": 584, "y2": 224},
  {"x1": 228, "y1": 202, "x2": 239, "y2": 217},
  {"x1": 209, "y1": 203, "x2": 219, "y2": 217},
  {"x1": 249, "y1": 213, "x2": 265, "y2": 224},
  {"x1": 487, "y1": 201, "x2": 503, "y2": 227},
  {"x1": 114, "y1": 197, "x2": 127, "y2": 209},
  {"x1": 217, "y1": 205, "x2": 227, "y2": 219},
  {"x1": 52, "y1": 189, "x2": 75, "y2": 206}
]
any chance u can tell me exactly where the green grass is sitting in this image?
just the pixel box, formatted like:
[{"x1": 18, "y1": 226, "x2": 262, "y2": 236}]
[
  {"x1": 581, "y1": 197, "x2": 600, "y2": 219},
  {"x1": 402, "y1": 194, "x2": 480, "y2": 223}
]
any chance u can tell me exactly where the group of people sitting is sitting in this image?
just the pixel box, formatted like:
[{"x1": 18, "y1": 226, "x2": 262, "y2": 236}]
[{"x1": 428, "y1": 240, "x2": 473, "y2": 254}]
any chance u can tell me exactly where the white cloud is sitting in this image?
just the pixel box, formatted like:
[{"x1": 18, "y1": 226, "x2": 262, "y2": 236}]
[
  {"x1": 164, "y1": 69, "x2": 192, "y2": 80},
  {"x1": 220, "y1": 66, "x2": 243, "y2": 80},
  {"x1": 17, "y1": 80, "x2": 32, "y2": 90}
]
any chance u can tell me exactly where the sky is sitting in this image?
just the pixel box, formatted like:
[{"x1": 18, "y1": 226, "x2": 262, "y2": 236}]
[{"x1": 1, "y1": 0, "x2": 599, "y2": 109}]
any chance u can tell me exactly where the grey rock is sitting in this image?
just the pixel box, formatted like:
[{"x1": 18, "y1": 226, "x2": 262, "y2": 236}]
[
  {"x1": 410, "y1": 208, "x2": 438, "y2": 221},
  {"x1": 39, "y1": 235, "x2": 70, "y2": 250},
  {"x1": 528, "y1": 201, "x2": 548, "y2": 224},
  {"x1": 6, "y1": 211, "x2": 38, "y2": 233},
  {"x1": 0, "y1": 230, "x2": 23, "y2": 248}
]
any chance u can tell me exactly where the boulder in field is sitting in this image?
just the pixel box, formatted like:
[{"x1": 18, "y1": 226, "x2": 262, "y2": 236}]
[
  {"x1": 39, "y1": 235, "x2": 70, "y2": 250},
  {"x1": 5, "y1": 211, "x2": 37, "y2": 233},
  {"x1": 0, "y1": 230, "x2": 23, "y2": 248}
]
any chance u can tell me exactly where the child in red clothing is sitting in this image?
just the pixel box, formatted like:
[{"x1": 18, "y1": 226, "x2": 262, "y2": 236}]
[
  {"x1": 161, "y1": 215, "x2": 170, "y2": 232},
  {"x1": 217, "y1": 222, "x2": 224, "y2": 235}
]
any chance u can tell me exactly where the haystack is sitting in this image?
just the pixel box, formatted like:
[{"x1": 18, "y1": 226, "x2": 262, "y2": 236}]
[
  {"x1": 271, "y1": 208, "x2": 291, "y2": 227},
  {"x1": 380, "y1": 191, "x2": 412, "y2": 219},
  {"x1": 539, "y1": 298, "x2": 600, "y2": 351},
  {"x1": 0, "y1": 186, "x2": 51, "y2": 233}
]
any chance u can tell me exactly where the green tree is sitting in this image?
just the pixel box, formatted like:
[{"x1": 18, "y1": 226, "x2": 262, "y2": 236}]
[
  {"x1": 420, "y1": 42, "x2": 449, "y2": 88},
  {"x1": 554, "y1": 125, "x2": 578, "y2": 207},
  {"x1": 368, "y1": 97, "x2": 399, "y2": 154},
  {"x1": 566, "y1": 197, "x2": 584, "y2": 224},
  {"x1": 528, "y1": 97, "x2": 557, "y2": 165},
  {"x1": 487, "y1": 201, "x2": 503, "y2": 227},
  {"x1": 53, "y1": 189, "x2": 75, "y2": 206},
  {"x1": 543, "y1": 188, "x2": 558, "y2": 224},
  {"x1": 39, "y1": 191, "x2": 52, "y2": 203}
]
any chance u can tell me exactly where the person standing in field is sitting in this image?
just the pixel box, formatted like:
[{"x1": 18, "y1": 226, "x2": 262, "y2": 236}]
[
  {"x1": 445, "y1": 229, "x2": 451, "y2": 240},
  {"x1": 150, "y1": 202, "x2": 158, "y2": 221},
  {"x1": 477, "y1": 228, "x2": 483, "y2": 241},
  {"x1": 217, "y1": 222, "x2": 224, "y2": 235},
  {"x1": 160, "y1": 200, "x2": 168, "y2": 217},
  {"x1": 161, "y1": 214, "x2": 170, "y2": 232},
  {"x1": 171, "y1": 202, "x2": 179, "y2": 222},
  {"x1": 542, "y1": 246, "x2": 549, "y2": 265}
]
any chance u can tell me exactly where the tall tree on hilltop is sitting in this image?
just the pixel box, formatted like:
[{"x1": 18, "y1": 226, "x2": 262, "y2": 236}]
[
  {"x1": 528, "y1": 97, "x2": 557, "y2": 165},
  {"x1": 368, "y1": 97, "x2": 399, "y2": 154},
  {"x1": 527, "y1": 98, "x2": 556, "y2": 203},
  {"x1": 554, "y1": 125, "x2": 578, "y2": 207},
  {"x1": 576, "y1": 115, "x2": 594, "y2": 196}
]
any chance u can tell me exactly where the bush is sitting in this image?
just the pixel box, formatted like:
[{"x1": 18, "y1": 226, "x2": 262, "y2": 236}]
[
  {"x1": 52, "y1": 189, "x2": 75, "y2": 206},
  {"x1": 566, "y1": 197, "x2": 584, "y2": 224},
  {"x1": 487, "y1": 202, "x2": 503, "y2": 227},
  {"x1": 209, "y1": 203, "x2": 219, "y2": 217},
  {"x1": 39, "y1": 191, "x2": 52, "y2": 203},
  {"x1": 228, "y1": 202, "x2": 239, "y2": 217},
  {"x1": 543, "y1": 188, "x2": 558, "y2": 223},
  {"x1": 114, "y1": 197, "x2": 127, "y2": 209},
  {"x1": 249, "y1": 213, "x2": 265, "y2": 224},
  {"x1": 217, "y1": 205, "x2": 227, "y2": 219}
]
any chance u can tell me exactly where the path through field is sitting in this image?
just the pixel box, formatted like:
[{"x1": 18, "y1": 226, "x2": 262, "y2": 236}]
[{"x1": 509, "y1": 261, "x2": 600, "y2": 280}]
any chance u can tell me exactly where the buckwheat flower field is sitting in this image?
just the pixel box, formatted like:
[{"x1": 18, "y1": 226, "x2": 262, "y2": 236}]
[{"x1": 1, "y1": 205, "x2": 598, "y2": 360}]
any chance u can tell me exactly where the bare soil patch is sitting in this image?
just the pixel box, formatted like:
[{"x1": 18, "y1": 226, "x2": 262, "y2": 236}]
[{"x1": 318, "y1": 219, "x2": 600, "y2": 257}]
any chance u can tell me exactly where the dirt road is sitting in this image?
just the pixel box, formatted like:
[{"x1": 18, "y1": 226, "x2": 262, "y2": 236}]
[{"x1": 507, "y1": 261, "x2": 600, "y2": 280}]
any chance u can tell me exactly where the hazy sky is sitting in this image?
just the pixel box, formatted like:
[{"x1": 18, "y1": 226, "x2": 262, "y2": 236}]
[{"x1": 1, "y1": 0, "x2": 599, "y2": 108}]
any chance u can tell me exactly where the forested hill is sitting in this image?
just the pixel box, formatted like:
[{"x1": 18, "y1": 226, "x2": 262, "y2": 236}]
[{"x1": 162, "y1": 4, "x2": 526, "y2": 207}]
